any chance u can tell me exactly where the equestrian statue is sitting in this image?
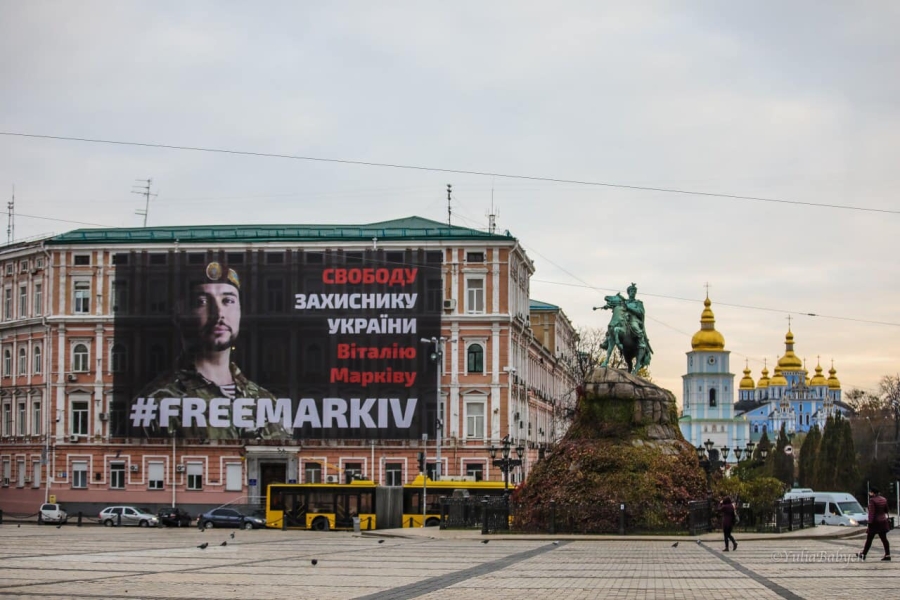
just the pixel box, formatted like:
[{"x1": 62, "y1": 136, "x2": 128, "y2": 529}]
[{"x1": 594, "y1": 282, "x2": 653, "y2": 375}]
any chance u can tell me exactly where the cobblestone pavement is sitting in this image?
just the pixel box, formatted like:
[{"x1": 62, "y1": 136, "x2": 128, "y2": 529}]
[{"x1": 0, "y1": 524, "x2": 894, "y2": 599}]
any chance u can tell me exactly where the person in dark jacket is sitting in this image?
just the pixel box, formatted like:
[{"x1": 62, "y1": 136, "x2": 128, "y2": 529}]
[
  {"x1": 857, "y1": 488, "x2": 891, "y2": 561},
  {"x1": 719, "y1": 497, "x2": 738, "y2": 552}
]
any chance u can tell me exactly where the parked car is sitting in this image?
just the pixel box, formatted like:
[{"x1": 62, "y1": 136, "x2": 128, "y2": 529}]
[
  {"x1": 199, "y1": 507, "x2": 266, "y2": 530},
  {"x1": 38, "y1": 503, "x2": 68, "y2": 525},
  {"x1": 98, "y1": 506, "x2": 159, "y2": 527},
  {"x1": 157, "y1": 506, "x2": 193, "y2": 527}
]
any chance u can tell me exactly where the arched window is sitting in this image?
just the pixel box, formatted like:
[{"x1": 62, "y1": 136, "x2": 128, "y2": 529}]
[
  {"x1": 111, "y1": 344, "x2": 127, "y2": 373},
  {"x1": 753, "y1": 424, "x2": 759, "y2": 433},
  {"x1": 708, "y1": 388, "x2": 717, "y2": 408},
  {"x1": 3, "y1": 348, "x2": 11, "y2": 376},
  {"x1": 17, "y1": 347, "x2": 26, "y2": 375},
  {"x1": 73, "y1": 344, "x2": 89, "y2": 372},
  {"x1": 33, "y1": 346, "x2": 42, "y2": 374},
  {"x1": 467, "y1": 344, "x2": 484, "y2": 374}
]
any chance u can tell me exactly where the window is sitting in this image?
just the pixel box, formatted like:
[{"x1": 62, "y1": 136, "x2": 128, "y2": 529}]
[
  {"x1": 112, "y1": 281, "x2": 127, "y2": 314},
  {"x1": 304, "y1": 462, "x2": 322, "y2": 483},
  {"x1": 2, "y1": 403, "x2": 9, "y2": 436},
  {"x1": 33, "y1": 346, "x2": 42, "y2": 374},
  {"x1": 4, "y1": 288, "x2": 11, "y2": 320},
  {"x1": 225, "y1": 463, "x2": 243, "y2": 491},
  {"x1": 465, "y1": 400, "x2": 486, "y2": 439},
  {"x1": 17, "y1": 348, "x2": 26, "y2": 375},
  {"x1": 465, "y1": 278, "x2": 484, "y2": 314},
  {"x1": 708, "y1": 388, "x2": 717, "y2": 408},
  {"x1": 384, "y1": 462, "x2": 402, "y2": 486},
  {"x1": 266, "y1": 278, "x2": 285, "y2": 312},
  {"x1": 4, "y1": 263, "x2": 11, "y2": 275},
  {"x1": 306, "y1": 252, "x2": 323, "y2": 264},
  {"x1": 110, "y1": 462, "x2": 125, "y2": 489},
  {"x1": 467, "y1": 344, "x2": 484, "y2": 374},
  {"x1": 111, "y1": 344, "x2": 127, "y2": 373},
  {"x1": 226, "y1": 252, "x2": 245, "y2": 265},
  {"x1": 265, "y1": 253, "x2": 285, "y2": 264},
  {"x1": 187, "y1": 252, "x2": 205, "y2": 265},
  {"x1": 426, "y1": 251, "x2": 443, "y2": 264},
  {"x1": 17, "y1": 402, "x2": 25, "y2": 435},
  {"x1": 111, "y1": 253, "x2": 128, "y2": 266},
  {"x1": 148, "y1": 462, "x2": 164, "y2": 490},
  {"x1": 466, "y1": 251, "x2": 485, "y2": 263},
  {"x1": 72, "y1": 461, "x2": 88, "y2": 488},
  {"x1": 19, "y1": 260, "x2": 28, "y2": 273},
  {"x1": 345, "y1": 252, "x2": 363, "y2": 264},
  {"x1": 3, "y1": 349, "x2": 10, "y2": 377},
  {"x1": 465, "y1": 463, "x2": 484, "y2": 481},
  {"x1": 425, "y1": 277, "x2": 443, "y2": 312},
  {"x1": 187, "y1": 462, "x2": 203, "y2": 490},
  {"x1": 34, "y1": 283, "x2": 42, "y2": 316},
  {"x1": 73, "y1": 254, "x2": 90, "y2": 266},
  {"x1": 18, "y1": 285, "x2": 26, "y2": 318},
  {"x1": 74, "y1": 282, "x2": 90, "y2": 314},
  {"x1": 32, "y1": 401, "x2": 40, "y2": 435},
  {"x1": 147, "y1": 280, "x2": 167, "y2": 313},
  {"x1": 72, "y1": 400, "x2": 89, "y2": 436},
  {"x1": 16, "y1": 459, "x2": 24, "y2": 487},
  {"x1": 1, "y1": 458, "x2": 9, "y2": 485},
  {"x1": 344, "y1": 462, "x2": 363, "y2": 483},
  {"x1": 149, "y1": 253, "x2": 167, "y2": 265},
  {"x1": 73, "y1": 344, "x2": 89, "y2": 372}
]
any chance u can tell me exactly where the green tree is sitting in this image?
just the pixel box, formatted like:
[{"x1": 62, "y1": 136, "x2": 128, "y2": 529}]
[
  {"x1": 772, "y1": 424, "x2": 794, "y2": 487},
  {"x1": 835, "y1": 415, "x2": 860, "y2": 491},
  {"x1": 798, "y1": 425, "x2": 821, "y2": 489},
  {"x1": 815, "y1": 414, "x2": 842, "y2": 489},
  {"x1": 743, "y1": 477, "x2": 787, "y2": 523}
]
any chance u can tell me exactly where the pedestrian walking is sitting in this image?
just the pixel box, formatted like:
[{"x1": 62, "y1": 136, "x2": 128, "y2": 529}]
[
  {"x1": 719, "y1": 497, "x2": 737, "y2": 552},
  {"x1": 857, "y1": 488, "x2": 891, "y2": 561}
]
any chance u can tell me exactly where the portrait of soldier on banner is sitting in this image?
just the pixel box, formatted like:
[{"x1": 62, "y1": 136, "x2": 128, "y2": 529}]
[{"x1": 133, "y1": 261, "x2": 290, "y2": 440}]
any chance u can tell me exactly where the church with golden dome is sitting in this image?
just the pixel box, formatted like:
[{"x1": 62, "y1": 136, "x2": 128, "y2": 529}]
[{"x1": 679, "y1": 297, "x2": 849, "y2": 466}]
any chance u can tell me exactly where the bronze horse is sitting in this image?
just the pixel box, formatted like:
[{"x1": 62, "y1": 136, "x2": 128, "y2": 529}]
[{"x1": 596, "y1": 293, "x2": 651, "y2": 375}]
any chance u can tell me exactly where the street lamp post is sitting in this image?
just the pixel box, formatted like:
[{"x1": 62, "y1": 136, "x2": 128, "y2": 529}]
[
  {"x1": 421, "y1": 336, "x2": 446, "y2": 480},
  {"x1": 489, "y1": 435, "x2": 524, "y2": 493}
]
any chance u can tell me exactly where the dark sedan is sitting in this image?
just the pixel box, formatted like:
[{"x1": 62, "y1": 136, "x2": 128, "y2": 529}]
[
  {"x1": 157, "y1": 507, "x2": 193, "y2": 527},
  {"x1": 199, "y1": 507, "x2": 266, "y2": 530}
]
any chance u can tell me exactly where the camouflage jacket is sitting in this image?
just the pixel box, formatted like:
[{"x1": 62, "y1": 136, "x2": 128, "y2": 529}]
[{"x1": 138, "y1": 362, "x2": 290, "y2": 441}]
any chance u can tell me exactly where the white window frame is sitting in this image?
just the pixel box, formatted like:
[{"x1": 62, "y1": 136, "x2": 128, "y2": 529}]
[
  {"x1": 33, "y1": 282, "x2": 42, "y2": 316},
  {"x1": 31, "y1": 399, "x2": 41, "y2": 436},
  {"x1": 18, "y1": 285, "x2": 27, "y2": 318},
  {"x1": 187, "y1": 462, "x2": 203, "y2": 490},
  {"x1": 17, "y1": 347, "x2": 26, "y2": 376},
  {"x1": 16, "y1": 401, "x2": 25, "y2": 435},
  {"x1": 110, "y1": 462, "x2": 126, "y2": 489},
  {"x1": 33, "y1": 346, "x2": 42, "y2": 374},
  {"x1": 1, "y1": 402, "x2": 10, "y2": 436},
  {"x1": 148, "y1": 461, "x2": 164, "y2": 490},
  {"x1": 110, "y1": 344, "x2": 126, "y2": 373},
  {"x1": 72, "y1": 461, "x2": 88, "y2": 489},
  {"x1": 3, "y1": 287, "x2": 10, "y2": 320},
  {"x1": 72, "y1": 343, "x2": 89, "y2": 372},
  {"x1": 71, "y1": 400, "x2": 89, "y2": 436},
  {"x1": 225, "y1": 463, "x2": 243, "y2": 491},
  {"x1": 73, "y1": 281, "x2": 91, "y2": 314},
  {"x1": 465, "y1": 397, "x2": 486, "y2": 439},
  {"x1": 465, "y1": 277, "x2": 485, "y2": 314},
  {"x1": 2, "y1": 349, "x2": 9, "y2": 377}
]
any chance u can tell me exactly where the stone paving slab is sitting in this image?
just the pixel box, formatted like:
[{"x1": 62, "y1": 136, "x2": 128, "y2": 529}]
[{"x1": 0, "y1": 524, "x2": 894, "y2": 599}]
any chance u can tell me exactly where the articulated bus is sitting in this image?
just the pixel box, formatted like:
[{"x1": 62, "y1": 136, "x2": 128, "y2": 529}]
[
  {"x1": 266, "y1": 480, "x2": 378, "y2": 531},
  {"x1": 266, "y1": 476, "x2": 511, "y2": 530},
  {"x1": 402, "y1": 476, "x2": 510, "y2": 528}
]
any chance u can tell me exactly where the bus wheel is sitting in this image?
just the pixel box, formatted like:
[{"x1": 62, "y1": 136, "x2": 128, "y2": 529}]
[
  {"x1": 425, "y1": 518, "x2": 440, "y2": 527},
  {"x1": 312, "y1": 517, "x2": 329, "y2": 532}
]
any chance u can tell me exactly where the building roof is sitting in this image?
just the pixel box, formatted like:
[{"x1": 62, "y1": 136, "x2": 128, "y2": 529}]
[
  {"x1": 48, "y1": 216, "x2": 516, "y2": 245},
  {"x1": 529, "y1": 299, "x2": 561, "y2": 311}
]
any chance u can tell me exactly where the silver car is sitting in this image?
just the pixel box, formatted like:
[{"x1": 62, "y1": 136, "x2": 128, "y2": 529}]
[{"x1": 98, "y1": 506, "x2": 159, "y2": 527}]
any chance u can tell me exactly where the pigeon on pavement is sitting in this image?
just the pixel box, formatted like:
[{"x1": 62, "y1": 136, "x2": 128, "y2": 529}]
[
  {"x1": 311, "y1": 559, "x2": 318, "y2": 566},
  {"x1": 230, "y1": 532, "x2": 235, "y2": 539},
  {"x1": 197, "y1": 543, "x2": 209, "y2": 550},
  {"x1": 671, "y1": 542, "x2": 679, "y2": 548},
  {"x1": 481, "y1": 540, "x2": 489, "y2": 544},
  {"x1": 220, "y1": 541, "x2": 227, "y2": 546}
]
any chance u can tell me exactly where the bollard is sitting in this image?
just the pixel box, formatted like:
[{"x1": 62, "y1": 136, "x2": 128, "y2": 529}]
[
  {"x1": 481, "y1": 497, "x2": 489, "y2": 536},
  {"x1": 77, "y1": 512, "x2": 83, "y2": 527},
  {"x1": 366, "y1": 516, "x2": 372, "y2": 531},
  {"x1": 0, "y1": 508, "x2": 3, "y2": 525},
  {"x1": 117, "y1": 512, "x2": 122, "y2": 527},
  {"x1": 618, "y1": 503, "x2": 626, "y2": 535},
  {"x1": 281, "y1": 514, "x2": 286, "y2": 531},
  {"x1": 549, "y1": 500, "x2": 556, "y2": 535},
  {"x1": 352, "y1": 517, "x2": 361, "y2": 534}
]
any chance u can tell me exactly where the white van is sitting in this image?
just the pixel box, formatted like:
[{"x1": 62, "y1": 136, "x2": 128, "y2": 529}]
[{"x1": 783, "y1": 491, "x2": 867, "y2": 526}]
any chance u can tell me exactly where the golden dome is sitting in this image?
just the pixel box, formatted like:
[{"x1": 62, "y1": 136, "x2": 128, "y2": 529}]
[
  {"x1": 777, "y1": 329, "x2": 803, "y2": 370},
  {"x1": 691, "y1": 297, "x2": 726, "y2": 351},
  {"x1": 757, "y1": 365, "x2": 770, "y2": 389},
  {"x1": 809, "y1": 362, "x2": 827, "y2": 386},
  {"x1": 827, "y1": 363, "x2": 841, "y2": 390},
  {"x1": 769, "y1": 365, "x2": 788, "y2": 386},
  {"x1": 739, "y1": 364, "x2": 755, "y2": 390}
]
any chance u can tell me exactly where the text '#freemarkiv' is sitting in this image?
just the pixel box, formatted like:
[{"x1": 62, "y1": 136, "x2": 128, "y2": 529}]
[{"x1": 129, "y1": 397, "x2": 418, "y2": 429}]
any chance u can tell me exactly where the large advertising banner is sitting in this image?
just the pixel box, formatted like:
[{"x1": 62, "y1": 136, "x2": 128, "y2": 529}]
[{"x1": 113, "y1": 249, "x2": 442, "y2": 440}]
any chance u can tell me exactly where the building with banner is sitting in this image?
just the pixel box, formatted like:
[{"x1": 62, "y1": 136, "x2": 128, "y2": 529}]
[{"x1": 0, "y1": 217, "x2": 577, "y2": 515}]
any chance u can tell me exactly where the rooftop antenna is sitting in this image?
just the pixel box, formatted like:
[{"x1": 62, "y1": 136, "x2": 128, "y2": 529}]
[
  {"x1": 447, "y1": 184, "x2": 452, "y2": 226},
  {"x1": 487, "y1": 187, "x2": 499, "y2": 234},
  {"x1": 132, "y1": 178, "x2": 157, "y2": 227},
  {"x1": 7, "y1": 185, "x2": 14, "y2": 244}
]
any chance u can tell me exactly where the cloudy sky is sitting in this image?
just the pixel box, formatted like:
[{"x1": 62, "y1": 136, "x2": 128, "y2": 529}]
[{"x1": 1, "y1": 2, "x2": 898, "y2": 404}]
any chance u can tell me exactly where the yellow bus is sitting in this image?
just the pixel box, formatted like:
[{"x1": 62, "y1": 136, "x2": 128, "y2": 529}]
[
  {"x1": 402, "y1": 476, "x2": 510, "y2": 527},
  {"x1": 266, "y1": 480, "x2": 378, "y2": 531}
]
